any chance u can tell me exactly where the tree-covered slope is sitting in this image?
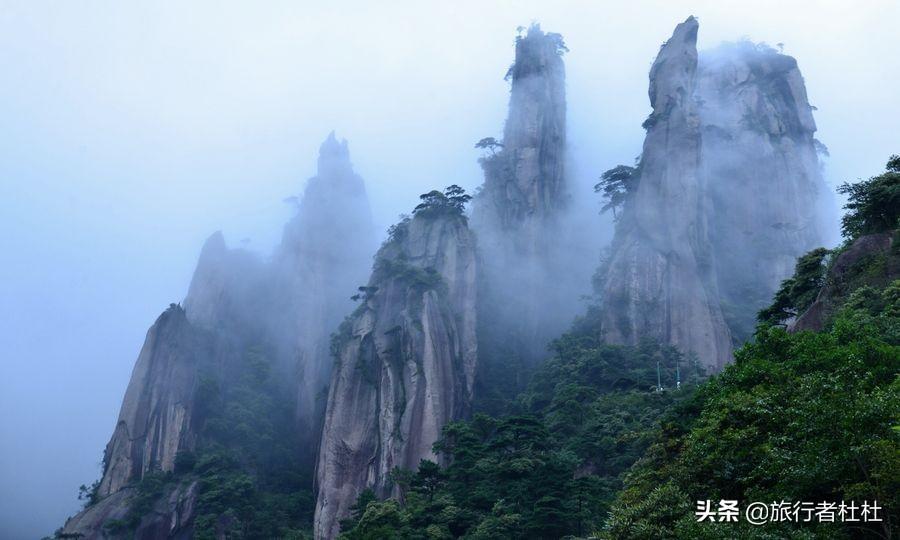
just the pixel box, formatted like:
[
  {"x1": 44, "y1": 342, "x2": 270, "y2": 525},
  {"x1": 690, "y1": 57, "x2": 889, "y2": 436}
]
[
  {"x1": 339, "y1": 155, "x2": 899, "y2": 540},
  {"x1": 337, "y1": 318, "x2": 704, "y2": 539},
  {"x1": 605, "y1": 155, "x2": 900, "y2": 540}
]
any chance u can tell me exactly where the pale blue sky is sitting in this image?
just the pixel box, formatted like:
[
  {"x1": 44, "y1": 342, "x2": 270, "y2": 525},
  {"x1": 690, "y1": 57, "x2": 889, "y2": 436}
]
[{"x1": 1, "y1": 1, "x2": 897, "y2": 537}]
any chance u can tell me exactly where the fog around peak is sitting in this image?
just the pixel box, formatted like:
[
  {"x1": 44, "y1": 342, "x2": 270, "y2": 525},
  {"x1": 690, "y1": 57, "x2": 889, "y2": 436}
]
[{"x1": 1, "y1": 1, "x2": 898, "y2": 537}]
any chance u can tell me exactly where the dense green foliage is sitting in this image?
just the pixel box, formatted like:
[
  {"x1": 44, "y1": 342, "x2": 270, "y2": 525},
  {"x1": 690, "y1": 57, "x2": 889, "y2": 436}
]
[
  {"x1": 837, "y1": 155, "x2": 900, "y2": 238},
  {"x1": 758, "y1": 247, "x2": 831, "y2": 326},
  {"x1": 188, "y1": 347, "x2": 315, "y2": 538},
  {"x1": 107, "y1": 346, "x2": 315, "y2": 538},
  {"x1": 413, "y1": 185, "x2": 472, "y2": 219},
  {"x1": 595, "y1": 164, "x2": 639, "y2": 220},
  {"x1": 340, "y1": 324, "x2": 703, "y2": 539},
  {"x1": 607, "y1": 160, "x2": 900, "y2": 538},
  {"x1": 607, "y1": 281, "x2": 900, "y2": 539}
]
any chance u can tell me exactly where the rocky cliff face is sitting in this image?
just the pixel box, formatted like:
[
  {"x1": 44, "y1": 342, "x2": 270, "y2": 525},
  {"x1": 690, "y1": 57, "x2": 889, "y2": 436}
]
[
  {"x1": 62, "y1": 133, "x2": 375, "y2": 537},
  {"x1": 471, "y1": 25, "x2": 576, "y2": 383},
  {"x1": 315, "y1": 208, "x2": 477, "y2": 539},
  {"x1": 97, "y1": 305, "x2": 213, "y2": 498},
  {"x1": 698, "y1": 41, "x2": 829, "y2": 339},
  {"x1": 599, "y1": 17, "x2": 828, "y2": 370},
  {"x1": 62, "y1": 306, "x2": 215, "y2": 538},
  {"x1": 62, "y1": 482, "x2": 197, "y2": 540},
  {"x1": 475, "y1": 24, "x2": 566, "y2": 231},
  {"x1": 599, "y1": 17, "x2": 734, "y2": 372}
]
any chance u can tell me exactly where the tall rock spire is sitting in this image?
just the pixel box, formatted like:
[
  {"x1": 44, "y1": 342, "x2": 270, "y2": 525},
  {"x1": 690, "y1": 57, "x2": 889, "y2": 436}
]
[
  {"x1": 276, "y1": 133, "x2": 376, "y2": 435},
  {"x1": 315, "y1": 201, "x2": 478, "y2": 539},
  {"x1": 697, "y1": 41, "x2": 830, "y2": 339},
  {"x1": 471, "y1": 25, "x2": 575, "y2": 391},
  {"x1": 482, "y1": 23, "x2": 567, "y2": 227},
  {"x1": 598, "y1": 17, "x2": 829, "y2": 370},
  {"x1": 599, "y1": 17, "x2": 735, "y2": 371}
]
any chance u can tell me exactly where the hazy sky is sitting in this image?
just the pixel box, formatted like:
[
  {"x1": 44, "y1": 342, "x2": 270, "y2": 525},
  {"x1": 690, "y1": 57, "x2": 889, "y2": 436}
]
[{"x1": 1, "y1": 1, "x2": 897, "y2": 537}]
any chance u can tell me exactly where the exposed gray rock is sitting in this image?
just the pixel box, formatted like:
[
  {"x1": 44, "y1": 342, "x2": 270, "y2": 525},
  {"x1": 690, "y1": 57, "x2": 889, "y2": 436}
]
[
  {"x1": 599, "y1": 17, "x2": 734, "y2": 372},
  {"x1": 60, "y1": 482, "x2": 198, "y2": 539},
  {"x1": 599, "y1": 17, "x2": 829, "y2": 370},
  {"x1": 475, "y1": 24, "x2": 567, "y2": 230},
  {"x1": 471, "y1": 25, "x2": 576, "y2": 371},
  {"x1": 314, "y1": 210, "x2": 477, "y2": 539},
  {"x1": 698, "y1": 40, "x2": 830, "y2": 340},
  {"x1": 98, "y1": 306, "x2": 211, "y2": 497}
]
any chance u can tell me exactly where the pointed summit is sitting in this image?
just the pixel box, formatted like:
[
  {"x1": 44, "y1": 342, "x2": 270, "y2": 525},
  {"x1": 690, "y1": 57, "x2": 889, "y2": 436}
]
[
  {"x1": 647, "y1": 16, "x2": 698, "y2": 114},
  {"x1": 317, "y1": 131, "x2": 352, "y2": 178},
  {"x1": 469, "y1": 24, "x2": 576, "y2": 398},
  {"x1": 598, "y1": 17, "x2": 734, "y2": 371},
  {"x1": 276, "y1": 133, "x2": 376, "y2": 432},
  {"x1": 480, "y1": 23, "x2": 567, "y2": 225}
]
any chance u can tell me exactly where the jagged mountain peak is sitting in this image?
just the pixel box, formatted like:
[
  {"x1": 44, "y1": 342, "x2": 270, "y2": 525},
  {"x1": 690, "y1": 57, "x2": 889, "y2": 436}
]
[
  {"x1": 317, "y1": 130, "x2": 352, "y2": 178},
  {"x1": 648, "y1": 16, "x2": 698, "y2": 115}
]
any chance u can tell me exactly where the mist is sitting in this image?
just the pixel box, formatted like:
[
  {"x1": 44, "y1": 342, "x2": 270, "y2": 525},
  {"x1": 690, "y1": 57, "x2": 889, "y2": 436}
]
[{"x1": 1, "y1": 1, "x2": 898, "y2": 537}]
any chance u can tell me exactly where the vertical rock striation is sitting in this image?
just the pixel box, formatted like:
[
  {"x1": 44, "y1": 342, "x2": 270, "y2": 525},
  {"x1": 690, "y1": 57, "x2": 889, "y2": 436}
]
[
  {"x1": 98, "y1": 305, "x2": 214, "y2": 497},
  {"x1": 697, "y1": 41, "x2": 829, "y2": 340},
  {"x1": 315, "y1": 206, "x2": 477, "y2": 539},
  {"x1": 471, "y1": 25, "x2": 576, "y2": 391},
  {"x1": 599, "y1": 17, "x2": 828, "y2": 370},
  {"x1": 599, "y1": 17, "x2": 734, "y2": 372},
  {"x1": 476, "y1": 24, "x2": 567, "y2": 231}
]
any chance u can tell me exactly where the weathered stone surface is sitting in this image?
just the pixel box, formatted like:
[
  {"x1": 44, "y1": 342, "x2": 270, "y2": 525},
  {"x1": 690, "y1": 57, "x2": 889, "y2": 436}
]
[
  {"x1": 599, "y1": 17, "x2": 735, "y2": 372},
  {"x1": 599, "y1": 17, "x2": 829, "y2": 370},
  {"x1": 60, "y1": 482, "x2": 198, "y2": 539},
  {"x1": 471, "y1": 25, "x2": 575, "y2": 368},
  {"x1": 698, "y1": 40, "x2": 830, "y2": 339},
  {"x1": 98, "y1": 306, "x2": 210, "y2": 497},
  {"x1": 314, "y1": 211, "x2": 477, "y2": 539}
]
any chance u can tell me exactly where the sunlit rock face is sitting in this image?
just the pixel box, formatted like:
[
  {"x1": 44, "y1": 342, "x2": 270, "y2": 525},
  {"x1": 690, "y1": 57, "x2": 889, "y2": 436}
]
[
  {"x1": 697, "y1": 42, "x2": 829, "y2": 340},
  {"x1": 315, "y1": 210, "x2": 477, "y2": 540},
  {"x1": 599, "y1": 17, "x2": 828, "y2": 370},
  {"x1": 471, "y1": 25, "x2": 575, "y2": 373}
]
